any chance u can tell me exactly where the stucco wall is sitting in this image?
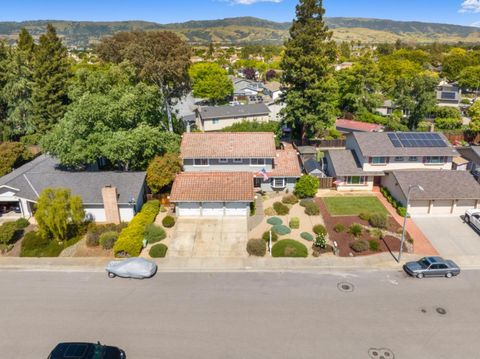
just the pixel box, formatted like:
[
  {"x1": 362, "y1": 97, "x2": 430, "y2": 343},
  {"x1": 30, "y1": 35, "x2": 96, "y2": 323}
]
[
  {"x1": 336, "y1": 176, "x2": 374, "y2": 192},
  {"x1": 363, "y1": 159, "x2": 452, "y2": 172},
  {"x1": 380, "y1": 173, "x2": 408, "y2": 206},
  {"x1": 200, "y1": 114, "x2": 270, "y2": 132}
]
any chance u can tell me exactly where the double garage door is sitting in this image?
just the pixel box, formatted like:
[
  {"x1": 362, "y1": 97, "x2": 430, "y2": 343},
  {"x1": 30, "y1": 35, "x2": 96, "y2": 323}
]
[
  {"x1": 176, "y1": 202, "x2": 249, "y2": 217},
  {"x1": 409, "y1": 199, "x2": 477, "y2": 216}
]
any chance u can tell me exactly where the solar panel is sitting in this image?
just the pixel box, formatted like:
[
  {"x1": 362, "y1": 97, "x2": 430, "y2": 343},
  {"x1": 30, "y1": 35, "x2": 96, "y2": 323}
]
[
  {"x1": 387, "y1": 132, "x2": 447, "y2": 148},
  {"x1": 388, "y1": 133, "x2": 403, "y2": 148},
  {"x1": 441, "y1": 92, "x2": 456, "y2": 100}
]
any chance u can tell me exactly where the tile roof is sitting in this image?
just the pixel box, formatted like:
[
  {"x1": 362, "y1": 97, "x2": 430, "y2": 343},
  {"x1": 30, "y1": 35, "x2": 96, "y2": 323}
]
[
  {"x1": 170, "y1": 172, "x2": 254, "y2": 202},
  {"x1": 263, "y1": 82, "x2": 281, "y2": 92},
  {"x1": 198, "y1": 103, "x2": 270, "y2": 120},
  {"x1": 391, "y1": 170, "x2": 480, "y2": 200},
  {"x1": 266, "y1": 147, "x2": 302, "y2": 177},
  {"x1": 180, "y1": 132, "x2": 277, "y2": 159},
  {"x1": 336, "y1": 118, "x2": 384, "y2": 132},
  {"x1": 326, "y1": 149, "x2": 384, "y2": 177}
]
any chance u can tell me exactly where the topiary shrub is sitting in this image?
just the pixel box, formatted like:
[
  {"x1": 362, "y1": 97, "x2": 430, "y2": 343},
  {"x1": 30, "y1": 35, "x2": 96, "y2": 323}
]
[
  {"x1": 282, "y1": 194, "x2": 298, "y2": 205},
  {"x1": 359, "y1": 212, "x2": 371, "y2": 221},
  {"x1": 262, "y1": 230, "x2": 278, "y2": 242},
  {"x1": 349, "y1": 223, "x2": 363, "y2": 238},
  {"x1": 369, "y1": 239, "x2": 381, "y2": 252},
  {"x1": 304, "y1": 201, "x2": 320, "y2": 216},
  {"x1": 397, "y1": 207, "x2": 406, "y2": 217},
  {"x1": 272, "y1": 239, "x2": 308, "y2": 257},
  {"x1": 294, "y1": 175, "x2": 320, "y2": 198},
  {"x1": 264, "y1": 207, "x2": 276, "y2": 216},
  {"x1": 15, "y1": 218, "x2": 30, "y2": 229},
  {"x1": 289, "y1": 217, "x2": 300, "y2": 229},
  {"x1": 162, "y1": 215, "x2": 176, "y2": 228},
  {"x1": 149, "y1": 243, "x2": 168, "y2": 258},
  {"x1": 299, "y1": 198, "x2": 314, "y2": 207},
  {"x1": 368, "y1": 213, "x2": 387, "y2": 229},
  {"x1": 350, "y1": 240, "x2": 368, "y2": 253},
  {"x1": 266, "y1": 217, "x2": 282, "y2": 225},
  {"x1": 273, "y1": 201, "x2": 289, "y2": 215},
  {"x1": 300, "y1": 232, "x2": 314, "y2": 241},
  {"x1": 272, "y1": 224, "x2": 291, "y2": 235},
  {"x1": 145, "y1": 224, "x2": 166, "y2": 244},
  {"x1": 247, "y1": 238, "x2": 266, "y2": 256},
  {"x1": 333, "y1": 223, "x2": 345, "y2": 233},
  {"x1": 99, "y1": 231, "x2": 119, "y2": 250},
  {"x1": 313, "y1": 224, "x2": 327, "y2": 236}
]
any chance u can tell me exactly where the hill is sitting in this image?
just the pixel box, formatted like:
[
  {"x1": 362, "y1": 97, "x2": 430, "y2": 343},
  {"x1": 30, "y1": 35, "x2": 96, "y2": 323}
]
[{"x1": 1, "y1": 17, "x2": 480, "y2": 47}]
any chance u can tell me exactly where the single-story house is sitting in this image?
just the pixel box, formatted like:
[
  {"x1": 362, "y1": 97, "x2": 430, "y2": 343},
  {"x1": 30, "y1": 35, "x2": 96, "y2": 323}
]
[
  {"x1": 335, "y1": 118, "x2": 385, "y2": 134},
  {"x1": 263, "y1": 82, "x2": 282, "y2": 101},
  {"x1": 382, "y1": 170, "x2": 480, "y2": 216},
  {"x1": 0, "y1": 155, "x2": 146, "y2": 223},
  {"x1": 231, "y1": 78, "x2": 264, "y2": 97}
]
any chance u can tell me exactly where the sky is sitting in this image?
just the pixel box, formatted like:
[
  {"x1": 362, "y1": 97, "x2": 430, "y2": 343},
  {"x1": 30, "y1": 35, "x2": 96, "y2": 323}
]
[{"x1": 1, "y1": 0, "x2": 480, "y2": 27}]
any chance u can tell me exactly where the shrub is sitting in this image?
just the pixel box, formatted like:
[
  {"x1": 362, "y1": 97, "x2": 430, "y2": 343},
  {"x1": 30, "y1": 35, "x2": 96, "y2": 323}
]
[
  {"x1": 370, "y1": 228, "x2": 384, "y2": 240},
  {"x1": 262, "y1": 230, "x2": 278, "y2": 242},
  {"x1": 369, "y1": 213, "x2": 387, "y2": 229},
  {"x1": 273, "y1": 201, "x2": 289, "y2": 215},
  {"x1": 145, "y1": 224, "x2": 166, "y2": 244},
  {"x1": 289, "y1": 217, "x2": 300, "y2": 229},
  {"x1": 282, "y1": 194, "x2": 298, "y2": 205},
  {"x1": 369, "y1": 239, "x2": 380, "y2": 252},
  {"x1": 350, "y1": 240, "x2": 368, "y2": 253},
  {"x1": 299, "y1": 199, "x2": 314, "y2": 207},
  {"x1": 0, "y1": 222, "x2": 18, "y2": 245},
  {"x1": 359, "y1": 212, "x2": 371, "y2": 221},
  {"x1": 349, "y1": 223, "x2": 363, "y2": 237},
  {"x1": 333, "y1": 223, "x2": 345, "y2": 233},
  {"x1": 294, "y1": 175, "x2": 320, "y2": 198},
  {"x1": 159, "y1": 205, "x2": 167, "y2": 213},
  {"x1": 397, "y1": 207, "x2": 407, "y2": 217},
  {"x1": 313, "y1": 224, "x2": 327, "y2": 236},
  {"x1": 264, "y1": 207, "x2": 276, "y2": 216},
  {"x1": 300, "y1": 232, "x2": 314, "y2": 241},
  {"x1": 99, "y1": 231, "x2": 119, "y2": 250},
  {"x1": 15, "y1": 218, "x2": 30, "y2": 229},
  {"x1": 149, "y1": 243, "x2": 168, "y2": 258},
  {"x1": 247, "y1": 238, "x2": 266, "y2": 256},
  {"x1": 113, "y1": 200, "x2": 160, "y2": 257},
  {"x1": 266, "y1": 217, "x2": 282, "y2": 226},
  {"x1": 304, "y1": 201, "x2": 320, "y2": 216},
  {"x1": 314, "y1": 233, "x2": 327, "y2": 248},
  {"x1": 272, "y1": 225, "x2": 291, "y2": 235},
  {"x1": 162, "y1": 215, "x2": 176, "y2": 228},
  {"x1": 272, "y1": 239, "x2": 308, "y2": 257},
  {"x1": 21, "y1": 231, "x2": 49, "y2": 251},
  {"x1": 85, "y1": 222, "x2": 125, "y2": 247}
]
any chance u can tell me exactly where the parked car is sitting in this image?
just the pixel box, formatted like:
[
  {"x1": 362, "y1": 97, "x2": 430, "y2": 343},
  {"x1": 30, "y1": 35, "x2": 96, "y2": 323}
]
[
  {"x1": 48, "y1": 342, "x2": 125, "y2": 359},
  {"x1": 403, "y1": 256, "x2": 460, "y2": 279},
  {"x1": 106, "y1": 258, "x2": 157, "y2": 279},
  {"x1": 464, "y1": 209, "x2": 480, "y2": 232}
]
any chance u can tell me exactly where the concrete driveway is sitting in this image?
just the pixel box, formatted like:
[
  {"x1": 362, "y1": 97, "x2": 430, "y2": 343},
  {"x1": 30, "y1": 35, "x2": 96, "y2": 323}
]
[
  {"x1": 413, "y1": 216, "x2": 480, "y2": 256},
  {"x1": 168, "y1": 217, "x2": 248, "y2": 257}
]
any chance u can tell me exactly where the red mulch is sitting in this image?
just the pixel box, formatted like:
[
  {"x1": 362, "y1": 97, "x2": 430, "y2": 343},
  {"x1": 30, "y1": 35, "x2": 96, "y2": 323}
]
[{"x1": 316, "y1": 198, "x2": 403, "y2": 257}]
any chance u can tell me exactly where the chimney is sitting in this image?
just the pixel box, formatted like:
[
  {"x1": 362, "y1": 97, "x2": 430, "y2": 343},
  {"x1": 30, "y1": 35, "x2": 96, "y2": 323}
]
[
  {"x1": 429, "y1": 123, "x2": 435, "y2": 133},
  {"x1": 102, "y1": 186, "x2": 120, "y2": 224}
]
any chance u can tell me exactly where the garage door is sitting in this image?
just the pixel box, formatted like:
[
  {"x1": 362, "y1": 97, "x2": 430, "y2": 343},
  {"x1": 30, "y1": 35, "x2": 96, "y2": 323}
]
[
  {"x1": 202, "y1": 202, "x2": 224, "y2": 216},
  {"x1": 430, "y1": 200, "x2": 454, "y2": 215},
  {"x1": 453, "y1": 199, "x2": 477, "y2": 215},
  {"x1": 225, "y1": 202, "x2": 248, "y2": 216},
  {"x1": 409, "y1": 201, "x2": 430, "y2": 216},
  {"x1": 177, "y1": 202, "x2": 201, "y2": 216}
]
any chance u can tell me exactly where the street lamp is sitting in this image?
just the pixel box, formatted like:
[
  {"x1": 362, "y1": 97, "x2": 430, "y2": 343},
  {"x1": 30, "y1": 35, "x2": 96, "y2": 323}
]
[{"x1": 398, "y1": 184, "x2": 424, "y2": 262}]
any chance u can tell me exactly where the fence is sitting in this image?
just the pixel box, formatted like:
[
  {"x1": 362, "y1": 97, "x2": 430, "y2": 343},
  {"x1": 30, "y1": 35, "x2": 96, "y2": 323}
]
[
  {"x1": 318, "y1": 177, "x2": 333, "y2": 189},
  {"x1": 294, "y1": 139, "x2": 346, "y2": 148}
]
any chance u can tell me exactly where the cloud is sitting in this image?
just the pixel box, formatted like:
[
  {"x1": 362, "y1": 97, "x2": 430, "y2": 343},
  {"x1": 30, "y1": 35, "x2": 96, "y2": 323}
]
[
  {"x1": 226, "y1": 0, "x2": 283, "y2": 4},
  {"x1": 459, "y1": 0, "x2": 480, "y2": 13}
]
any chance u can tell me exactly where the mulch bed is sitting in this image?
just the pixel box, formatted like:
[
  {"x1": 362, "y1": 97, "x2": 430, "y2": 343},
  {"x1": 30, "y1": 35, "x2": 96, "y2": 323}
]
[{"x1": 316, "y1": 198, "x2": 404, "y2": 257}]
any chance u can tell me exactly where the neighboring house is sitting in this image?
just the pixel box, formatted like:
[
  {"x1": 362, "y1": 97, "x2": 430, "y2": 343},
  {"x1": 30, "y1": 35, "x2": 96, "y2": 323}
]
[
  {"x1": 263, "y1": 82, "x2": 282, "y2": 101},
  {"x1": 437, "y1": 81, "x2": 461, "y2": 108},
  {"x1": 335, "y1": 118, "x2": 385, "y2": 134},
  {"x1": 376, "y1": 100, "x2": 410, "y2": 117},
  {"x1": 231, "y1": 77, "x2": 264, "y2": 97},
  {"x1": 457, "y1": 146, "x2": 480, "y2": 174},
  {"x1": 194, "y1": 103, "x2": 271, "y2": 132},
  {"x1": 335, "y1": 62, "x2": 353, "y2": 71},
  {"x1": 452, "y1": 156, "x2": 469, "y2": 171},
  {"x1": 170, "y1": 132, "x2": 302, "y2": 217},
  {"x1": 325, "y1": 131, "x2": 459, "y2": 192},
  {"x1": 0, "y1": 155, "x2": 146, "y2": 223}
]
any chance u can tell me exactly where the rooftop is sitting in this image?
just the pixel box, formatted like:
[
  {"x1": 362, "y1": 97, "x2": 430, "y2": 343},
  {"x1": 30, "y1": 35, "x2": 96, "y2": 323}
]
[
  {"x1": 336, "y1": 118, "x2": 384, "y2": 133},
  {"x1": 197, "y1": 103, "x2": 270, "y2": 120},
  {"x1": 266, "y1": 147, "x2": 302, "y2": 178},
  {"x1": 263, "y1": 82, "x2": 281, "y2": 92},
  {"x1": 326, "y1": 149, "x2": 384, "y2": 177}
]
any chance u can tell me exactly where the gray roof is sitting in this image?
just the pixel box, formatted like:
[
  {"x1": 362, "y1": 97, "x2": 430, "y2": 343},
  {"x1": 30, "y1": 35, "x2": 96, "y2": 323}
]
[
  {"x1": 350, "y1": 132, "x2": 459, "y2": 157},
  {"x1": 198, "y1": 103, "x2": 270, "y2": 120},
  {"x1": 391, "y1": 170, "x2": 480, "y2": 200},
  {"x1": 296, "y1": 146, "x2": 317, "y2": 155},
  {"x1": 303, "y1": 158, "x2": 323, "y2": 174},
  {"x1": 326, "y1": 149, "x2": 384, "y2": 177},
  {"x1": 457, "y1": 146, "x2": 480, "y2": 165},
  {"x1": 182, "y1": 113, "x2": 196, "y2": 124},
  {"x1": 0, "y1": 155, "x2": 146, "y2": 204}
]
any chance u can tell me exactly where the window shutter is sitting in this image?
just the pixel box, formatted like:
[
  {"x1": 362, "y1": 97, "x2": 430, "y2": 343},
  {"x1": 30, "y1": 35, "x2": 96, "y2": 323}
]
[{"x1": 386, "y1": 157, "x2": 390, "y2": 164}]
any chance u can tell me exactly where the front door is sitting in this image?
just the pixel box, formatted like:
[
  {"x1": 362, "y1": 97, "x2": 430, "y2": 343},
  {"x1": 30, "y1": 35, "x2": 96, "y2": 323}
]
[
  {"x1": 254, "y1": 177, "x2": 262, "y2": 188},
  {"x1": 373, "y1": 176, "x2": 381, "y2": 186}
]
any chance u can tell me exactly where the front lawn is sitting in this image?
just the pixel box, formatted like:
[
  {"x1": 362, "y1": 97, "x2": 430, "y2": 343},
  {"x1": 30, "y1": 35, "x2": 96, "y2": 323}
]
[{"x1": 322, "y1": 196, "x2": 387, "y2": 216}]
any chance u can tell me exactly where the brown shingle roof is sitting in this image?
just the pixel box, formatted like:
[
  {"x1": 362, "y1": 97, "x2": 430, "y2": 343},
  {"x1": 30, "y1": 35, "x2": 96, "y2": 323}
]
[
  {"x1": 170, "y1": 172, "x2": 254, "y2": 202},
  {"x1": 180, "y1": 132, "x2": 277, "y2": 159}
]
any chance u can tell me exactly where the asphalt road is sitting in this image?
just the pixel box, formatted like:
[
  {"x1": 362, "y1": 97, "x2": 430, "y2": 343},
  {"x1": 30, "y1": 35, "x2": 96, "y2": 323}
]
[{"x1": 1, "y1": 269, "x2": 480, "y2": 359}]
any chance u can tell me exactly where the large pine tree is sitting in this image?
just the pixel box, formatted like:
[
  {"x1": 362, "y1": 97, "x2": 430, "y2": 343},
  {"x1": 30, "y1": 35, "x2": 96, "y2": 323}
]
[
  {"x1": 31, "y1": 24, "x2": 71, "y2": 134},
  {"x1": 281, "y1": 0, "x2": 338, "y2": 140}
]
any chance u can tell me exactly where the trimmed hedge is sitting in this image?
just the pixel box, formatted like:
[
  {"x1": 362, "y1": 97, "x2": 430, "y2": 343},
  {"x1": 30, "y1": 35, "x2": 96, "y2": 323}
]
[
  {"x1": 272, "y1": 224, "x2": 291, "y2": 235},
  {"x1": 262, "y1": 230, "x2": 278, "y2": 242},
  {"x1": 113, "y1": 200, "x2": 160, "y2": 257},
  {"x1": 247, "y1": 238, "x2": 266, "y2": 256},
  {"x1": 145, "y1": 224, "x2": 166, "y2": 244},
  {"x1": 313, "y1": 224, "x2": 327, "y2": 236},
  {"x1": 272, "y1": 239, "x2": 308, "y2": 257},
  {"x1": 289, "y1": 217, "x2": 300, "y2": 229},
  {"x1": 99, "y1": 231, "x2": 118, "y2": 250},
  {"x1": 267, "y1": 217, "x2": 282, "y2": 226},
  {"x1": 304, "y1": 201, "x2": 320, "y2": 216},
  {"x1": 380, "y1": 186, "x2": 405, "y2": 217},
  {"x1": 273, "y1": 201, "x2": 289, "y2": 215},
  {"x1": 300, "y1": 232, "x2": 314, "y2": 241},
  {"x1": 149, "y1": 243, "x2": 168, "y2": 258},
  {"x1": 162, "y1": 215, "x2": 176, "y2": 228},
  {"x1": 350, "y1": 240, "x2": 368, "y2": 253},
  {"x1": 282, "y1": 194, "x2": 298, "y2": 205}
]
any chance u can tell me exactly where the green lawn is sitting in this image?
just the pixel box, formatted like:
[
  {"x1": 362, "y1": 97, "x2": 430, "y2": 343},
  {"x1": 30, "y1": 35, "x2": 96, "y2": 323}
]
[{"x1": 323, "y1": 196, "x2": 388, "y2": 216}]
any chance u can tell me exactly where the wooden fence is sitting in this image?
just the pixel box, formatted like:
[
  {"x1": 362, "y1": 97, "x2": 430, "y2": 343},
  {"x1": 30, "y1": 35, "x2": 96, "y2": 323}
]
[{"x1": 318, "y1": 177, "x2": 333, "y2": 189}]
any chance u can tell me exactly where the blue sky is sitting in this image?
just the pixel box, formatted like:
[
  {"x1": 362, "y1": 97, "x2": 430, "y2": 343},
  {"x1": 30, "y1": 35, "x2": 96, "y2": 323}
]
[{"x1": 2, "y1": 0, "x2": 480, "y2": 27}]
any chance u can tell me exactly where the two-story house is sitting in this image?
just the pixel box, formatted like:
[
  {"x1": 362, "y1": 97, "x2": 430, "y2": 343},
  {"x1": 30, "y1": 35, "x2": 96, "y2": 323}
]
[
  {"x1": 437, "y1": 81, "x2": 461, "y2": 108},
  {"x1": 169, "y1": 132, "x2": 302, "y2": 217}
]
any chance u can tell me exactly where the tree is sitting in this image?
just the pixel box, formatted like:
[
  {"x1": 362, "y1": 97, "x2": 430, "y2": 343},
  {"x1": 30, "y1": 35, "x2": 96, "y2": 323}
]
[
  {"x1": 458, "y1": 65, "x2": 480, "y2": 90},
  {"x1": 0, "y1": 142, "x2": 32, "y2": 177},
  {"x1": 266, "y1": 69, "x2": 277, "y2": 81},
  {"x1": 281, "y1": 0, "x2": 338, "y2": 139},
  {"x1": 442, "y1": 48, "x2": 477, "y2": 82},
  {"x1": 31, "y1": 24, "x2": 71, "y2": 134},
  {"x1": 468, "y1": 100, "x2": 480, "y2": 121},
  {"x1": 146, "y1": 153, "x2": 182, "y2": 194},
  {"x1": 0, "y1": 222, "x2": 17, "y2": 246},
  {"x1": 35, "y1": 188, "x2": 84, "y2": 243},
  {"x1": 189, "y1": 63, "x2": 233, "y2": 103},
  {"x1": 221, "y1": 120, "x2": 282, "y2": 145},
  {"x1": 243, "y1": 68, "x2": 256, "y2": 80},
  {"x1": 294, "y1": 175, "x2": 319, "y2": 198}
]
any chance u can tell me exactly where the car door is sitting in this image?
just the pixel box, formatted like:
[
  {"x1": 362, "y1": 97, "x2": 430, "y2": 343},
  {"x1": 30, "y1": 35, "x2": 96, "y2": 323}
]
[
  {"x1": 428, "y1": 264, "x2": 444, "y2": 277},
  {"x1": 472, "y1": 214, "x2": 480, "y2": 231}
]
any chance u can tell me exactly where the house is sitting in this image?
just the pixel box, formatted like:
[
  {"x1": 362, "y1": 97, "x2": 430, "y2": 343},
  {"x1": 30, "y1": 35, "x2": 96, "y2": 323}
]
[
  {"x1": 0, "y1": 155, "x2": 146, "y2": 223},
  {"x1": 456, "y1": 146, "x2": 480, "y2": 173},
  {"x1": 194, "y1": 103, "x2": 271, "y2": 132},
  {"x1": 231, "y1": 77, "x2": 264, "y2": 97},
  {"x1": 325, "y1": 132, "x2": 459, "y2": 192},
  {"x1": 170, "y1": 132, "x2": 302, "y2": 216},
  {"x1": 335, "y1": 118, "x2": 385, "y2": 134},
  {"x1": 437, "y1": 81, "x2": 461, "y2": 108},
  {"x1": 263, "y1": 82, "x2": 282, "y2": 101},
  {"x1": 376, "y1": 100, "x2": 410, "y2": 117},
  {"x1": 452, "y1": 156, "x2": 469, "y2": 171},
  {"x1": 335, "y1": 62, "x2": 354, "y2": 71}
]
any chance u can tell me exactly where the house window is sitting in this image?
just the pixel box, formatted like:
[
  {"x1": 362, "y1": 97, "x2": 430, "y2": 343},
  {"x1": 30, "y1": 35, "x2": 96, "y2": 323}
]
[
  {"x1": 394, "y1": 156, "x2": 404, "y2": 162},
  {"x1": 233, "y1": 158, "x2": 243, "y2": 163},
  {"x1": 346, "y1": 176, "x2": 366, "y2": 185},
  {"x1": 424, "y1": 156, "x2": 444, "y2": 164},
  {"x1": 408, "y1": 156, "x2": 418, "y2": 162},
  {"x1": 212, "y1": 119, "x2": 220, "y2": 125},
  {"x1": 371, "y1": 157, "x2": 387, "y2": 165},
  {"x1": 250, "y1": 158, "x2": 265, "y2": 166},
  {"x1": 218, "y1": 158, "x2": 228, "y2": 163},
  {"x1": 272, "y1": 178, "x2": 286, "y2": 188},
  {"x1": 193, "y1": 158, "x2": 209, "y2": 166}
]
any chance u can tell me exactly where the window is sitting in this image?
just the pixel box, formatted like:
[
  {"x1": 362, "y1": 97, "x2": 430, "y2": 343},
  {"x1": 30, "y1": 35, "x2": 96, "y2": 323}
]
[
  {"x1": 193, "y1": 158, "x2": 209, "y2": 166},
  {"x1": 408, "y1": 156, "x2": 418, "y2": 162},
  {"x1": 272, "y1": 178, "x2": 286, "y2": 188},
  {"x1": 212, "y1": 119, "x2": 219, "y2": 125},
  {"x1": 371, "y1": 157, "x2": 387, "y2": 165},
  {"x1": 233, "y1": 158, "x2": 243, "y2": 163},
  {"x1": 346, "y1": 176, "x2": 366, "y2": 185},
  {"x1": 424, "y1": 156, "x2": 444, "y2": 164},
  {"x1": 218, "y1": 158, "x2": 228, "y2": 164},
  {"x1": 394, "y1": 156, "x2": 404, "y2": 162},
  {"x1": 250, "y1": 158, "x2": 265, "y2": 166}
]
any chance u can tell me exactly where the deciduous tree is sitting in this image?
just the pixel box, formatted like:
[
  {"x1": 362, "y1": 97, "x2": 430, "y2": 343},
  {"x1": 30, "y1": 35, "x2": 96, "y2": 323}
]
[
  {"x1": 189, "y1": 62, "x2": 233, "y2": 103},
  {"x1": 146, "y1": 153, "x2": 182, "y2": 194}
]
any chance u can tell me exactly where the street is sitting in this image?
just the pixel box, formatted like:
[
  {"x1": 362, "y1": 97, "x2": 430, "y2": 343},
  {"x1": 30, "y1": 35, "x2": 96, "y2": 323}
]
[{"x1": 1, "y1": 269, "x2": 479, "y2": 359}]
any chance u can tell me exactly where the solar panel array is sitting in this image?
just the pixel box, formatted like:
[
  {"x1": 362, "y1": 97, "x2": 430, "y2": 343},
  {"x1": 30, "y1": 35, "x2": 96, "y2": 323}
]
[
  {"x1": 387, "y1": 133, "x2": 448, "y2": 148},
  {"x1": 441, "y1": 92, "x2": 456, "y2": 100}
]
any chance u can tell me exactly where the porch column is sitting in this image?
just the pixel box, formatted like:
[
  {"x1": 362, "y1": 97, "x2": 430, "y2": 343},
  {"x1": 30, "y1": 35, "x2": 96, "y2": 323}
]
[{"x1": 428, "y1": 200, "x2": 434, "y2": 214}]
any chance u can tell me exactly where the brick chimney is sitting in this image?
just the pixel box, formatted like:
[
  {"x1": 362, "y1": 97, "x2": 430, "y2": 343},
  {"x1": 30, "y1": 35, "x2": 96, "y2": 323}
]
[{"x1": 102, "y1": 185, "x2": 120, "y2": 224}]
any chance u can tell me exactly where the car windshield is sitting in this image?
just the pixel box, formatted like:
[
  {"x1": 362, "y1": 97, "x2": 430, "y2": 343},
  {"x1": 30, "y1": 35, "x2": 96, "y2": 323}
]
[{"x1": 418, "y1": 258, "x2": 431, "y2": 268}]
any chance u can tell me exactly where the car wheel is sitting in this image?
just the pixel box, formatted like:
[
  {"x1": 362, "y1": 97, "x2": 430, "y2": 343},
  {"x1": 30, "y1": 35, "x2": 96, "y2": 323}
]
[
  {"x1": 445, "y1": 272, "x2": 453, "y2": 278},
  {"x1": 465, "y1": 215, "x2": 470, "y2": 224},
  {"x1": 416, "y1": 273, "x2": 424, "y2": 279},
  {"x1": 107, "y1": 272, "x2": 116, "y2": 278}
]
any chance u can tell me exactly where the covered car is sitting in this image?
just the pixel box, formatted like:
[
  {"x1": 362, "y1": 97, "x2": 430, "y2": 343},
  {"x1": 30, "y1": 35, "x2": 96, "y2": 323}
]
[{"x1": 106, "y1": 258, "x2": 157, "y2": 279}]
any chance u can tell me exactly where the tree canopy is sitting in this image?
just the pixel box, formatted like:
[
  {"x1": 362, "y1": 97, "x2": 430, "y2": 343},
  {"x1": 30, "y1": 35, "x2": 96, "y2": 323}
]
[{"x1": 189, "y1": 62, "x2": 233, "y2": 103}]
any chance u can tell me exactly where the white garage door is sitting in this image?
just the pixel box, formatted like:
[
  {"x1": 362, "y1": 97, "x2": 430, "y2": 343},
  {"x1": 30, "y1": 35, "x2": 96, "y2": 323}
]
[
  {"x1": 430, "y1": 200, "x2": 454, "y2": 215},
  {"x1": 453, "y1": 199, "x2": 477, "y2": 215},
  {"x1": 225, "y1": 202, "x2": 248, "y2": 216},
  {"x1": 177, "y1": 202, "x2": 201, "y2": 216},
  {"x1": 202, "y1": 202, "x2": 224, "y2": 216},
  {"x1": 409, "y1": 201, "x2": 430, "y2": 216}
]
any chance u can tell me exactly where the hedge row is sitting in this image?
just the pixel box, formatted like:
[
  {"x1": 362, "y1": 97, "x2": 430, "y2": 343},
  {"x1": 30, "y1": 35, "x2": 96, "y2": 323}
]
[
  {"x1": 113, "y1": 200, "x2": 160, "y2": 257},
  {"x1": 380, "y1": 187, "x2": 406, "y2": 217}
]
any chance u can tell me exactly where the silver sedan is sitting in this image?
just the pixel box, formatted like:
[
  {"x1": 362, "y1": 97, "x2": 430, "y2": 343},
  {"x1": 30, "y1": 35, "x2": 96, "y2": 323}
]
[{"x1": 106, "y1": 258, "x2": 157, "y2": 279}]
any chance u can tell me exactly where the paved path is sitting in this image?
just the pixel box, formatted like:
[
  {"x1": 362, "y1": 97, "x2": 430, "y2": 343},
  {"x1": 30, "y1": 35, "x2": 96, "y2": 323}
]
[{"x1": 1, "y1": 270, "x2": 480, "y2": 359}]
